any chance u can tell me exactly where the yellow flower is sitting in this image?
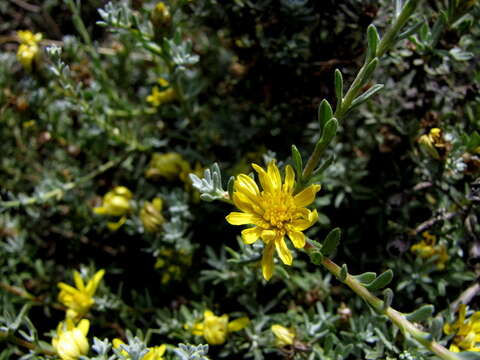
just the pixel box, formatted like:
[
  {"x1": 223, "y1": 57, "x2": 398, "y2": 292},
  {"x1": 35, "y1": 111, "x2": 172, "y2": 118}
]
[
  {"x1": 93, "y1": 186, "x2": 133, "y2": 230},
  {"x1": 444, "y1": 304, "x2": 480, "y2": 352},
  {"x1": 411, "y1": 231, "x2": 449, "y2": 270},
  {"x1": 226, "y1": 161, "x2": 320, "y2": 280},
  {"x1": 16, "y1": 30, "x2": 43, "y2": 70},
  {"x1": 146, "y1": 79, "x2": 176, "y2": 107},
  {"x1": 140, "y1": 198, "x2": 165, "y2": 232},
  {"x1": 189, "y1": 310, "x2": 250, "y2": 345},
  {"x1": 145, "y1": 152, "x2": 191, "y2": 181},
  {"x1": 143, "y1": 345, "x2": 167, "y2": 360},
  {"x1": 113, "y1": 339, "x2": 167, "y2": 360},
  {"x1": 58, "y1": 269, "x2": 105, "y2": 320},
  {"x1": 52, "y1": 319, "x2": 90, "y2": 360},
  {"x1": 271, "y1": 324, "x2": 296, "y2": 347}
]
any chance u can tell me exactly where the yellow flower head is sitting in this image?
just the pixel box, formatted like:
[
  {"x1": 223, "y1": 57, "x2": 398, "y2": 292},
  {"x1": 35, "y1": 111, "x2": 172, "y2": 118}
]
[
  {"x1": 113, "y1": 339, "x2": 167, "y2": 360},
  {"x1": 93, "y1": 186, "x2": 133, "y2": 230},
  {"x1": 52, "y1": 318, "x2": 90, "y2": 360},
  {"x1": 271, "y1": 324, "x2": 296, "y2": 347},
  {"x1": 143, "y1": 345, "x2": 167, "y2": 360},
  {"x1": 58, "y1": 269, "x2": 105, "y2": 320},
  {"x1": 411, "y1": 232, "x2": 449, "y2": 270},
  {"x1": 145, "y1": 152, "x2": 191, "y2": 181},
  {"x1": 444, "y1": 304, "x2": 480, "y2": 352},
  {"x1": 140, "y1": 197, "x2": 165, "y2": 232},
  {"x1": 226, "y1": 161, "x2": 320, "y2": 280},
  {"x1": 188, "y1": 310, "x2": 250, "y2": 345},
  {"x1": 146, "y1": 79, "x2": 176, "y2": 107},
  {"x1": 16, "y1": 30, "x2": 42, "y2": 70}
]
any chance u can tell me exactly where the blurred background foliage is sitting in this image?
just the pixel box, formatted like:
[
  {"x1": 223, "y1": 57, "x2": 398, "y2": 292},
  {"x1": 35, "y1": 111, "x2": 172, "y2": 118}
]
[{"x1": 0, "y1": 0, "x2": 480, "y2": 359}]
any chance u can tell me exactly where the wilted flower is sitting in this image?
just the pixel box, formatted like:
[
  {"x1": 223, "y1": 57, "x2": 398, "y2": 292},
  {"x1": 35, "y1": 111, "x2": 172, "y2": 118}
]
[
  {"x1": 418, "y1": 128, "x2": 449, "y2": 160},
  {"x1": 151, "y1": 2, "x2": 171, "y2": 33},
  {"x1": 52, "y1": 319, "x2": 90, "y2": 360},
  {"x1": 226, "y1": 161, "x2": 320, "y2": 280},
  {"x1": 444, "y1": 304, "x2": 480, "y2": 352},
  {"x1": 145, "y1": 152, "x2": 191, "y2": 181},
  {"x1": 58, "y1": 269, "x2": 105, "y2": 320},
  {"x1": 271, "y1": 324, "x2": 296, "y2": 347},
  {"x1": 140, "y1": 197, "x2": 165, "y2": 232},
  {"x1": 93, "y1": 186, "x2": 133, "y2": 230},
  {"x1": 16, "y1": 30, "x2": 42, "y2": 70},
  {"x1": 188, "y1": 310, "x2": 250, "y2": 345},
  {"x1": 411, "y1": 231, "x2": 449, "y2": 270}
]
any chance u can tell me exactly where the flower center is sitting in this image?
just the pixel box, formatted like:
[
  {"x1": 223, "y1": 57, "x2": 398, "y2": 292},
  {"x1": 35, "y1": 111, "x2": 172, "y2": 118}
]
[{"x1": 261, "y1": 192, "x2": 295, "y2": 230}]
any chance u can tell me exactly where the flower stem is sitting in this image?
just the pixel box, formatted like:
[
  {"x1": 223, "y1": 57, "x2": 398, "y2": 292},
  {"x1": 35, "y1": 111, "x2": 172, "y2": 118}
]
[
  {"x1": 320, "y1": 257, "x2": 461, "y2": 360},
  {"x1": 0, "y1": 331, "x2": 56, "y2": 356}
]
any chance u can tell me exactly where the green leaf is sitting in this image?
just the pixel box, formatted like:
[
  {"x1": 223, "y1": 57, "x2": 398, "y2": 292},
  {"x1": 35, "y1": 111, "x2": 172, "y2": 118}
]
[
  {"x1": 398, "y1": 20, "x2": 424, "y2": 40},
  {"x1": 334, "y1": 69, "x2": 343, "y2": 106},
  {"x1": 351, "y1": 84, "x2": 384, "y2": 109},
  {"x1": 430, "y1": 317, "x2": 444, "y2": 340},
  {"x1": 353, "y1": 272, "x2": 377, "y2": 285},
  {"x1": 366, "y1": 24, "x2": 380, "y2": 61},
  {"x1": 310, "y1": 155, "x2": 335, "y2": 183},
  {"x1": 322, "y1": 227, "x2": 341, "y2": 257},
  {"x1": 318, "y1": 99, "x2": 333, "y2": 137},
  {"x1": 339, "y1": 263, "x2": 348, "y2": 282},
  {"x1": 383, "y1": 288, "x2": 394, "y2": 310},
  {"x1": 405, "y1": 304, "x2": 434, "y2": 322},
  {"x1": 450, "y1": 47, "x2": 474, "y2": 61},
  {"x1": 227, "y1": 176, "x2": 235, "y2": 199},
  {"x1": 361, "y1": 58, "x2": 379, "y2": 87},
  {"x1": 291, "y1": 145, "x2": 303, "y2": 178},
  {"x1": 309, "y1": 251, "x2": 323, "y2": 265},
  {"x1": 365, "y1": 270, "x2": 394, "y2": 291}
]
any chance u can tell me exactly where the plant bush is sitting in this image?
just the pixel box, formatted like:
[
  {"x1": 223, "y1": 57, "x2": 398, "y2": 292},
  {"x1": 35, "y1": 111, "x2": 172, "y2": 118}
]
[{"x1": 1, "y1": 0, "x2": 480, "y2": 359}]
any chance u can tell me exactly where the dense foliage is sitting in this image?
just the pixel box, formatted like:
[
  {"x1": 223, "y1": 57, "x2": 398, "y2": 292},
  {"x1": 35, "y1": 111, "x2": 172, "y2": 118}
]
[{"x1": 1, "y1": 0, "x2": 480, "y2": 359}]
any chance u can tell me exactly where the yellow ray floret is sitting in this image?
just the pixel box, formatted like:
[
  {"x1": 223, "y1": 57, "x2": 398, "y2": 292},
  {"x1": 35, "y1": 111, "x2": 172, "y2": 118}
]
[
  {"x1": 444, "y1": 304, "x2": 480, "y2": 352},
  {"x1": 226, "y1": 161, "x2": 320, "y2": 280}
]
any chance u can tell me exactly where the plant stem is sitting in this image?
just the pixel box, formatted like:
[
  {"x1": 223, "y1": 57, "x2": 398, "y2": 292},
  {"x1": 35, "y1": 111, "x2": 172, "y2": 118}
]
[
  {"x1": 320, "y1": 257, "x2": 461, "y2": 360},
  {"x1": 0, "y1": 155, "x2": 127, "y2": 209},
  {"x1": 0, "y1": 331, "x2": 56, "y2": 356}
]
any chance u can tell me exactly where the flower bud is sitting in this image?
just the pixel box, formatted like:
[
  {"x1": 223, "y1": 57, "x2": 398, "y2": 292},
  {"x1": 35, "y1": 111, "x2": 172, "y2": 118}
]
[
  {"x1": 52, "y1": 319, "x2": 90, "y2": 360},
  {"x1": 140, "y1": 197, "x2": 165, "y2": 232},
  {"x1": 271, "y1": 324, "x2": 296, "y2": 347}
]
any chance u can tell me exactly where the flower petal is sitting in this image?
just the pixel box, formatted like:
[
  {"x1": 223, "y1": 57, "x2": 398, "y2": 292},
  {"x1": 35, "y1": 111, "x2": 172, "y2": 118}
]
[
  {"x1": 267, "y1": 161, "x2": 282, "y2": 191},
  {"x1": 294, "y1": 184, "x2": 321, "y2": 207},
  {"x1": 236, "y1": 174, "x2": 260, "y2": 197},
  {"x1": 73, "y1": 271, "x2": 85, "y2": 291},
  {"x1": 290, "y1": 210, "x2": 318, "y2": 231},
  {"x1": 228, "y1": 317, "x2": 250, "y2": 332},
  {"x1": 226, "y1": 212, "x2": 256, "y2": 225},
  {"x1": 262, "y1": 241, "x2": 275, "y2": 280},
  {"x1": 241, "y1": 227, "x2": 262, "y2": 244},
  {"x1": 288, "y1": 230, "x2": 305, "y2": 248},
  {"x1": 283, "y1": 165, "x2": 295, "y2": 194},
  {"x1": 86, "y1": 269, "x2": 105, "y2": 296},
  {"x1": 252, "y1": 163, "x2": 273, "y2": 193},
  {"x1": 275, "y1": 237, "x2": 293, "y2": 265}
]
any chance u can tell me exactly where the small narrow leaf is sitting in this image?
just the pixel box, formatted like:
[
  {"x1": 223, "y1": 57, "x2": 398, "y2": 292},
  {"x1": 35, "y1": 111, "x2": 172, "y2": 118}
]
[
  {"x1": 361, "y1": 58, "x2": 379, "y2": 87},
  {"x1": 309, "y1": 251, "x2": 323, "y2": 265},
  {"x1": 382, "y1": 288, "x2": 394, "y2": 310},
  {"x1": 339, "y1": 263, "x2": 348, "y2": 281},
  {"x1": 351, "y1": 84, "x2": 384, "y2": 109},
  {"x1": 227, "y1": 176, "x2": 235, "y2": 199},
  {"x1": 366, "y1": 24, "x2": 380, "y2": 61},
  {"x1": 365, "y1": 270, "x2": 394, "y2": 291},
  {"x1": 405, "y1": 304, "x2": 434, "y2": 322},
  {"x1": 318, "y1": 99, "x2": 333, "y2": 137},
  {"x1": 353, "y1": 272, "x2": 377, "y2": 285},
  {"x1": 291, "y1": 145, "x2": 303, "y2": 178},
  {"x1": 322, "y1": 227, "x2": 341, "y2": 257},
  {"x1": 455, "y1": 352, "x2": 480, "y2": 360},
  {"x1": 397, "y1": 20, "x2": 424, "y2": 40},
  {"x1": 311, "y1": 155, "x2": 335, "y2": 180},
  {"x1": 334, "y1": 69, "x2": 343, "y2": 106}
]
